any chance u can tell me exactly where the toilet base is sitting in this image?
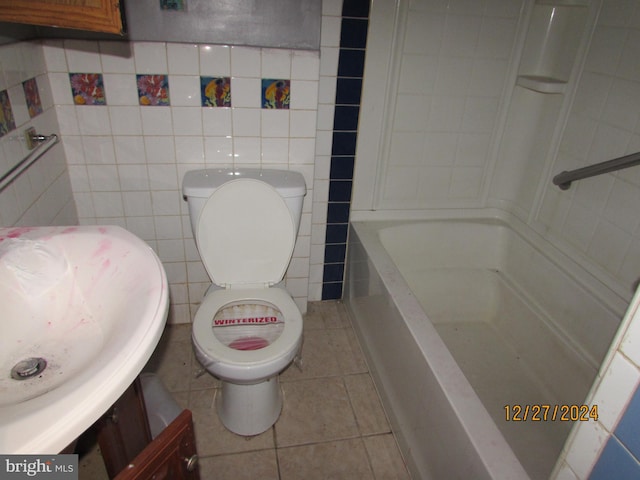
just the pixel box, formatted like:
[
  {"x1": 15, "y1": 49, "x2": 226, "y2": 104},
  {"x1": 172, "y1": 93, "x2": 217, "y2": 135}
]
[{"x1": 216, "y1": 376, "x2": 283, "y2": 436}]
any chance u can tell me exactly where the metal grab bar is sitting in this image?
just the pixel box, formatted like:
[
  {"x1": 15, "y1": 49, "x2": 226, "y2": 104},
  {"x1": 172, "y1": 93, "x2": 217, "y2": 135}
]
[
  {"x1": 0, "y1": 133, "x2": 59, "y2": 193},
  {"x1": 553, "y1": 151, "x2": 640, "y2": 190}
]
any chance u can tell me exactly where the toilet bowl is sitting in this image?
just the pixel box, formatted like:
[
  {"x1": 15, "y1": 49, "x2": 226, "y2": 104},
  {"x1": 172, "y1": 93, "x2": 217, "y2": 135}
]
[{"x1": 182, "y1": 168, "x2": 306, "y2": 436}]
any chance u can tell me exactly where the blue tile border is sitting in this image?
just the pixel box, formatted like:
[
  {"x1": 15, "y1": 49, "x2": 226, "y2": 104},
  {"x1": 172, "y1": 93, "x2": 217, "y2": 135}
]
[
  {"x1": 589, "y1": 436, "x2": 640, "y2": 480},
  {"x1": 615, "y1": 383, "x2": 640, "y2": 458},
  {"x1": 321, "y1": 0, "x2": 370, "y2": 300}
]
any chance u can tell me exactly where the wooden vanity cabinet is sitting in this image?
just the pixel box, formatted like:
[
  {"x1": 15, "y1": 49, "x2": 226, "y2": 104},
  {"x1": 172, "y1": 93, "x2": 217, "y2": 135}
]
[
  {"x1": 96, "y1": 378, "x2": 200, "y2": 480},
  {"x1": 0, "y1": 0, "x2": 125, "y2": 34}
]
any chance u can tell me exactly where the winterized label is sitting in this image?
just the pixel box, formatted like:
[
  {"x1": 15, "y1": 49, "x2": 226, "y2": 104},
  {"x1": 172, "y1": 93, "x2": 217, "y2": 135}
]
[{"x1": 213, "y1": 316, "x2": 280, "y2": 326}]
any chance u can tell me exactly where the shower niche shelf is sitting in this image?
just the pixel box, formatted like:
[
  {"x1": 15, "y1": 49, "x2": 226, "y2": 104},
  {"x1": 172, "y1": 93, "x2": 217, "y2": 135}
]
[
  {"x1": 516, "y1": 75, "x2": 566, "y2": 94},
  {"x1": 516, "y1": 2, "x2": 588, "y2": 94}
]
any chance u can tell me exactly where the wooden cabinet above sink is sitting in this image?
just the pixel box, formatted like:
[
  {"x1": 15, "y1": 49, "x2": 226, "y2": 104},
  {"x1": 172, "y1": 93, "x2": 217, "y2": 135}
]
[{"x1": 0, "y1": 0, "x2": 125, "y2": 35}]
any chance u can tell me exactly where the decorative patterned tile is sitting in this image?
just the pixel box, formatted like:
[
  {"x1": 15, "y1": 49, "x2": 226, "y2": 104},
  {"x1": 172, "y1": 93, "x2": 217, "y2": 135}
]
[
  {"x1": 0, "y1": 90, "x2": 16, "y2": 137},
  {"x1": 200, "y1": 76, "x2": 231, "y2": 107},
  {"x1": 136, "y1": 74, "x2": 170, "y2": 106},
  {"x1": 262, "y1": 79, "x2": 290, "y2": 109},
  {"x1": 69, "y1": 73, "x2": 107, "y2": 105},
  {"x1": 23, "y1": 78, "x2": 43, "y2": 118}
]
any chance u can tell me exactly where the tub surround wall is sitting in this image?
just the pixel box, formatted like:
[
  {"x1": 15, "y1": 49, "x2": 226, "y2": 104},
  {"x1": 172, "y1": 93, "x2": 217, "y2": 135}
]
[
  {"x1": 42, "y1": 40, "x2": 319, "y2": 322},
  {"x1": 353, "y1": 0, "x2": 640, "y2": 478},
  {"x1": 0, "y1": 40, "x2": 77, "y2": 228}
]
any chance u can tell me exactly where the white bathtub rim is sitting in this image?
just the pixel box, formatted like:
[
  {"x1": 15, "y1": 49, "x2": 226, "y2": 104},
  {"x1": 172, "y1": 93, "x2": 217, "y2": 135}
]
[
  {"x1": 351, "y1": 207, "x2": 628, "y2": 316},
  {"x1": 350, "y1": 220, "x2": 531, "y2": 479}
]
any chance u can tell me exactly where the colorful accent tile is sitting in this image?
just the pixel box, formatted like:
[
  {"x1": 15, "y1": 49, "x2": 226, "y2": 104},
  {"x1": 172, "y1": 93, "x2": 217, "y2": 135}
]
[
  {"x1": 160, "y1": 0, "x2": 186, "y2": 10},
  {"x1": 23, "y1": 78, "x2": 43, "y2": 118},
  {"x1": 262, "y1": 79, "x2": 290, "y2": 109},
  {"x1": 137, "y1": 74, "x2": 170, "y2": 106},
  {"x1": 0, "y1": 90, "x2": 16, "y2": 138},
  {"x1": 200, "y1": 76, "x2": 231, "y2": 107},
  {"x1": 69, "y1": 73, "x2": 106, "y2": 105}
]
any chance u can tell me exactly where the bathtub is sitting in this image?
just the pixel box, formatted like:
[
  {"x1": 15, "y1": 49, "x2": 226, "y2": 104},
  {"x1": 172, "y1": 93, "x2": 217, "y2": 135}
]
[{"x1": 344, "y1": 213, "x2": 624, "y2": 480}]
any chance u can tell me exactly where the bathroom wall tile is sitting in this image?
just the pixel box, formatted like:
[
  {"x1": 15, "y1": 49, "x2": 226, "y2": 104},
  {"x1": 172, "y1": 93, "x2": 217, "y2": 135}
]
[
  {"x1": 109, "y1": 106, "x2": 142, "y2": 136},
  {"x1": 100, "y1": 75, "x2": 137, "y2": 108},
  {"x1": 262, "y1": 137, "x2": 289, "y2": 164},
  {"x1": 262, "y1": 79, "x2": 291, "y2": 109},
  {"x1": 232, "y1": 108, "x2": 261, "y2": 137},
  {"x1": 290, "y1": 110, "x2": 317, "y2": 138},
  {"x1": 262, "y1": 48, "x2": 292, "y2": 79},
  {"x1": 168, "y1": 75, "x2": 200, "y2": 107},
  {"x1": 335, "y1": 78, "x2": 362, "y2": 104},
  {"x1": 144, "y1": 135, "x2": 175, "y2": 164},
  {"x1": 589, "y1": 436, "x2": 640, "y2": 480},
  {"x1": 289, "y1": 138, "x2": 316, "y2": 165},
  {"x1": 77, "y1": 106, "x2": 110, "y2": 135},
  {"x1": 342, "y1": 0, "x2": 370, "y2": 18},
  {"x1": 231, "y1": 46, "x2": 261, "y2": 78},
  {"x1": 167, "y1": 43, "x2": 199, "y2": 75},
  {"x1": 99, "y1": 41, "x2": 135, "y2": 73},
  {"x1": 199, "y1": 44, "x2": 231, "y2": 76},
  {"x1": 41, "y1": 40, "x2": 68, "y2": 73},
  {"x1": 292, "y1": 51, "x2": 320, "y2": 81},
  {"x1": 200, "y1": 76, "x2": 231, "y2": 107},
  {"x1": 133, "y1": 42, "x2": 168, "y2": 74},
  {"x1": 340, "y1": 18, "x2": 369, "y2": 49},
  {"x1": 136, "y1": 74, "x2": 170, "y2": 106},
  {"x1": 141, "y1": 107, "x2": 173, "y2": 135},
  {"x1": 202, "y1": 107, "x2": 232, "y2": 136},
  {"x1": 64, "y1": 40, "x2": 101, "y2": 72},
  {"x1": 261, "y1": 110, "x2": 290, "y2": 138},
  {"x1": 290, "y1": 80, "x2": 318, "y2": 110},
  {"x1": 321, "y1": 16, "x2": 342, "y2": 48},
  {"x1": 330, "y1": 156, "x2": 354, "y2": 179},
  {"x1": 337, "y1": 49, "x2": 366, "y2": 78},
  {"x1": 203, "y1": 136, "x2": 233, "y2": 164},
  {"x1": 23, "y1": 78, "x2": 42, "y2": 118},
  {"x1": 171, "y1": 106, "x2": 203, "y2": 136},
  {"x1": 229, "y1": 77, "x2": 260, "y2": 108},
  {"x1": 614, "y1": 384, "x2": 640, "y2": 459},
  {"x1": 0, "y1": 90, "x2": 16, "y2": 137},
  {"x1": 322, "y1": 282, "x2": 343, "y2": 300}
]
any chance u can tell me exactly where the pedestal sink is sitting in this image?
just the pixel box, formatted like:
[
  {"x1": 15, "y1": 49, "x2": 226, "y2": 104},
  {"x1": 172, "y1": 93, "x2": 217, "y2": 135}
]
[{"x1": 0, "y1": 225, "x2": 169, "y2": 453}]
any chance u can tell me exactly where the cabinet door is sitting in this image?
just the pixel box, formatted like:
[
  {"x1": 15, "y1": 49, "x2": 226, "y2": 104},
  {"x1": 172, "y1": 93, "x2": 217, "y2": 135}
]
[
  {"x1": 114, "y1": 409, "x2": 200, "y2": 480},
  {"x1": 0, "y1": 0, "x2": 125, "y2": 34}
]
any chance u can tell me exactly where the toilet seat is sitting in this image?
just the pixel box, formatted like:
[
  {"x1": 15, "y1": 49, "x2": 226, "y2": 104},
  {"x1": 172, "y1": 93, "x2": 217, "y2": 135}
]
[
  {"x1": 196, "y1": 178, "x2": 296, "y2": 289},
  {"x1": 192, "y1": 287, "x2": 303, "y2": 383}
]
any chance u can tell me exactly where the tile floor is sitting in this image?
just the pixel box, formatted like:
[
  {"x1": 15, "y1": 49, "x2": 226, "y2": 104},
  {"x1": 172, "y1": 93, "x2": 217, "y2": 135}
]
[{"x1": 78, "y1": 301, "x2": 411, "y2": 479}]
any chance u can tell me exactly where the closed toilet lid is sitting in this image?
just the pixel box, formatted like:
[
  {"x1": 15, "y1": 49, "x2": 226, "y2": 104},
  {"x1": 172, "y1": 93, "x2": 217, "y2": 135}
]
[{"x1": 196, "y1": 178, "x2": 296, "y2": 287}]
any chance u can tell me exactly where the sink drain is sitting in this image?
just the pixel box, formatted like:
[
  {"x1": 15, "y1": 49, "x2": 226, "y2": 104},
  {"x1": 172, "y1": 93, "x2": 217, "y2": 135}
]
[{"x1": 11, "y1": 357, "x2": 47, "y2": 380}]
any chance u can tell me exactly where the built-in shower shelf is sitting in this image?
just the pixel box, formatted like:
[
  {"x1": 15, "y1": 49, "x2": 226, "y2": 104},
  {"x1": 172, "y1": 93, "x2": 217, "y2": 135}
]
[{"x1": 516, "y1": 75, "x2": 567, "y2": 94}]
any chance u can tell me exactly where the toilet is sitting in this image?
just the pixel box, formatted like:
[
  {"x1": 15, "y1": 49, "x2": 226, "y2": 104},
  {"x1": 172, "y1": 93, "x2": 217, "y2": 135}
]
[{"x1": 182, "y1": 168, "x2": 306, "y2": 436}]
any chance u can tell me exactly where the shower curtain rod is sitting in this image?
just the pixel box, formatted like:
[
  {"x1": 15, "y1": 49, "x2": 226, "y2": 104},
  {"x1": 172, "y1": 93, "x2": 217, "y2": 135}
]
[{"x1": 553, "y1": 151, "x2": 640, "y2": 190}]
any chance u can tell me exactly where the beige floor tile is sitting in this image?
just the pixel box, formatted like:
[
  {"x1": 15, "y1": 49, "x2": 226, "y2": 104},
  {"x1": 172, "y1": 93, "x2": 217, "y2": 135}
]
[
  {"x1": 278, "y1": 438, "x2": 374, "y2": 480},
  {"x1": 144, "y1": 338, "x2": 192, "y2": 393},
  {"x1": 276, "y1": 377, "x2": 359, "y2": 447},
  {"x1": 345, "y1": 373, "x2": 391, "y2": 435},
  {"x1": 189, "y1": 389, "x2": 275, "y2": 456},
  {"x1": 364, "y1": 434, "x2": 411, "y2": 479},
  {"x1": 280, "y1": 328, "x2": 344, "y2": 381},
  {"x1": 198, "y1": 450, "x2": 279, "y2": 480},
  {"x1": 78, "y1": 301, "x2": 411, "y2": 479}
]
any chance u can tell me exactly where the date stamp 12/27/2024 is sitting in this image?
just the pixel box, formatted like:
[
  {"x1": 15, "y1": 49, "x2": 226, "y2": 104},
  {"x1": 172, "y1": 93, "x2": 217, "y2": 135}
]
[{"x1": 504, "y1": 404, "x2": 599, "y2": 422}]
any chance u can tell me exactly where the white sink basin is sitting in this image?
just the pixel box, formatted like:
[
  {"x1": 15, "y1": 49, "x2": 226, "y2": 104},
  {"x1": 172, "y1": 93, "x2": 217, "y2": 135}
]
[{"x1": 0, "y1": 225, "x2": 169, "y2": 453}]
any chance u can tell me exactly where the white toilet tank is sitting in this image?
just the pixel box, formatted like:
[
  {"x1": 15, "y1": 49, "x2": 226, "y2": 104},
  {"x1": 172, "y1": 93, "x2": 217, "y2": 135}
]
[{"x1": 182, "y1": 168, "x2": 306, "y2": 236}]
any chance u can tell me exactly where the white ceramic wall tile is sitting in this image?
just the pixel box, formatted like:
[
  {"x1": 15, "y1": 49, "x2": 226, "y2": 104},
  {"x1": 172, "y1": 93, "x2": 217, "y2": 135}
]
[
  {"x1": 168, "y1": 75, "x2": 201, "y2": 106},
  {"x1": 261, "y1": 109, "x2": 290, "y2": 137},
  {"x1": 99, "y1": 41, "x2": 135, "y2": 73},
  {"x1": 167, "y1": 44, "x2": 199, "y2": 75},
  {"x1": 133, "y1": 42, "x2": 168, "y2": 74},
  {"x1": 64, "y1": 40, "x2": 101, "y2": 72},
  {"x1": 261, "y1": 48, "x2": 292, "y2": 78},
  {"x1": 199, "y1": 45, "x2": 231, "y2": 76},
  {"x1": 230, "y1": 46, "x2": 261, "y2": 78}
]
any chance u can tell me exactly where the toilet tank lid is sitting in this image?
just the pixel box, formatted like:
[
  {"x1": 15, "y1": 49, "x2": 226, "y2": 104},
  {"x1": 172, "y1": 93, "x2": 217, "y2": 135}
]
[{"x1": 182, "y1": 168, "x2": 306, "y2": 199}]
